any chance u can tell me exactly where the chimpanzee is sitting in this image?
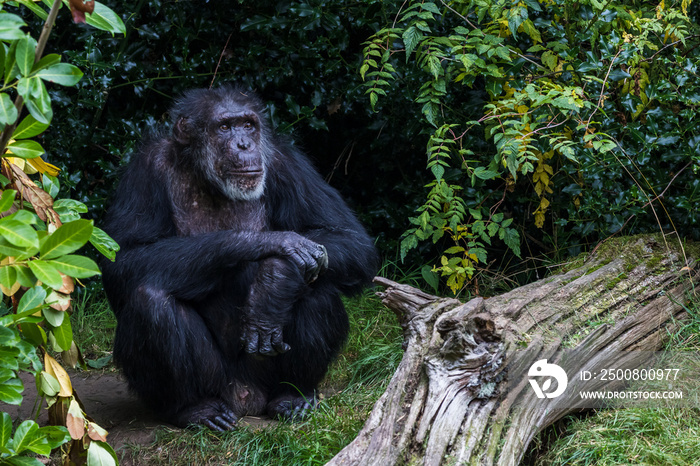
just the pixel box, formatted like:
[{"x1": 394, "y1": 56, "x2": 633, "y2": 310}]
[{"x1": 101, "y1": 85, "x2": 379, "y2": 430}]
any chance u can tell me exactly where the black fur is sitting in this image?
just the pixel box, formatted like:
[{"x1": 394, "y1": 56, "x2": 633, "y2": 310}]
[{"x1": 101, "y1": 85, "x2": 378, "y2": 430}]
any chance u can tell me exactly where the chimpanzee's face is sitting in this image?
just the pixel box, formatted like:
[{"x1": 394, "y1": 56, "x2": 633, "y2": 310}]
[{"x1": 206, "y1": 102, "x2": 267, "y2": 201}]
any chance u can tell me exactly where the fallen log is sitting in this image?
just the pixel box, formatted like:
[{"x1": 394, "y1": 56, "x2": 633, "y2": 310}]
[{"x1": 327, "y1": 235, "x2": 699, "y2": 466}]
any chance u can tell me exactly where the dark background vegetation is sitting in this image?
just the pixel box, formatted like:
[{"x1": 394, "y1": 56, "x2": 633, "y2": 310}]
[{"x1": 19, "y1": 0, "x2": 700, "y2": 294}]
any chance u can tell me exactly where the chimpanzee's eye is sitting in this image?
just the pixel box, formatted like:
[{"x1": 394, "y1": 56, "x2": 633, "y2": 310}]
[
  {"x1": 243, "y1": 121, "x2": 255, "y2": 130},
  {"x1": 219, "y1": 123, "x2": 230, "y2": 131}
]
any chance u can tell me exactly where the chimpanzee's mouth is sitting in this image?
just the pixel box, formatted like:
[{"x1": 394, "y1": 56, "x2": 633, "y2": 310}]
[{"x1": 230, "y1": 169, "x2": 263, "y2": 177}]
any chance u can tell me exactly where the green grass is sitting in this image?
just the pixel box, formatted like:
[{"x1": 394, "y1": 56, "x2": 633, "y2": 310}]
[
  {"x1": 70, "y1": 292, "x2": 117, "y2": 366},
  {"x1": 535, "y1": 408, "x2": 700, "y2": 466},
  {"x1": 534, "y1": 292, "x2": 700, "y2": 466}
]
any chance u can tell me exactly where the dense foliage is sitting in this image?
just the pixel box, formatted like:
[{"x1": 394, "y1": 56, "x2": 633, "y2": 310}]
[
  {"x1": 362, "y1": 0, "x2": 700, "y2": 293},
  {"x1": 32, "y1": 0, "x2": 699, "y2": 296}
]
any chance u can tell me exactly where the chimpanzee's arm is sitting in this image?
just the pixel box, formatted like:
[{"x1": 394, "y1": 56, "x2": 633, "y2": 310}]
[{"x1": 265, "y1": 145, "x2": 379, "y2": 295}]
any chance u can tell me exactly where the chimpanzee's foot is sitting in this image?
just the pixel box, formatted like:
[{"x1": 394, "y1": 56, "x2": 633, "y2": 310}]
[
  {"x1": 266, "y1": 392, "x2": 318, "y2": 420},
  {"x1": 175, "y1": 399, "x2": 238, "y2": 431}
]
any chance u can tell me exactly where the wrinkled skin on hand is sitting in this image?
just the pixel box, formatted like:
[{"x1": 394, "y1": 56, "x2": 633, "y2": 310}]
[
  {"x1": 241, "y1": 320, "x2": 290, "y2": 356},
  {"x1": 275, "y1": 232, "x2": 328, "y2": 283}
]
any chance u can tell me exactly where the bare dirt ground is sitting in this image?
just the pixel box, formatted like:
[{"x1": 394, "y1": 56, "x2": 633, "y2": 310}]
[
  {"x1": 7, "y1": 371, "x2": 162, "y2": 455},
  {"x1": 5, "y1": 370, "x2": 273, "y2": 464}
]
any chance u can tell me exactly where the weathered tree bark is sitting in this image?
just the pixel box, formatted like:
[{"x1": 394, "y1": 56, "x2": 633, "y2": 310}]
[{"x1": 327, "y1": 236, "x2": 699, "y2": 466}]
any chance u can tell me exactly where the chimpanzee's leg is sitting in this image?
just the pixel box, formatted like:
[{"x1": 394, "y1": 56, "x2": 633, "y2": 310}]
[
  {"x1": 113, "y1": 284, "x2": 238, "y2": 430},
  {"x1": 266, "y1": 284, "x2": 349, "y2": 418}
]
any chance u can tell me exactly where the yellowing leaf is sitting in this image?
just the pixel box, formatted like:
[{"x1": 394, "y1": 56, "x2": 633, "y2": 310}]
[
  {"x1": 87, "y1": 422, "x2": 109, "y2": 442},
  {"x1": 28, "y1": 157, "x2": 60, "y2": 176},
  {"x1": 47, "y1": 290, "x2": 71, "y2": 311},
  {"x1": 541, "y1": 51, "x2": 558, "y2": 71},
  {"x1": 44, "y1": 353, "x2": 73, "y2": 397},
  {"x1": 6, "y1": 157, "x2": 36, "y2": 173},
  {"x1": 0, "y1": 256, "x2": 20, "y2": 295},
  {"x1": 534, "y1": 183, "x2": 544, "y2": 196},
  {"x1": 1, "y1": 281, "x2": 20, "y2": 296},
  {"x1": 535, "y1": 211, "x2": 545, "y2": 228}
]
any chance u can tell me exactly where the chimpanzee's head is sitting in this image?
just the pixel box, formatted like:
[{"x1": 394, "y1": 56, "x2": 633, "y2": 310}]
[{"x1": 171, "y1": 85, "x2": 274, "y2": 201}]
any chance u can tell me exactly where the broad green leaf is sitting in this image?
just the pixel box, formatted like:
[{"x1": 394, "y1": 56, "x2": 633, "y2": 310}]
[
  {"x1": 39, "y1": 371, "x2": 61, "y2": 397},
  {"x1": 12, "y1": 419, "x2": 39, "y2": 454},
  {"x1": 50, "y1": 255, "x2": 101, "y2": 279},
  {"x1": 7, "y1": 139, "x2": 44, "y2": 159},
  {"x1": 87, "y1": 441, "x2": 119, "y2": 466},
  {"x1": 0, "y1": 377, "x2": 23, "y2": 405},
  {"x1": 4, "y1": 41, "x2": 18, "y2": 85},
  {"x1": 13, "y1": 115, "x2": 49, "y2": 140},
  {"x1": 31, "y1": 53, "x2": 61, "y2": 74},
  {"x1": 0, "y1": 237, "x2": 32, "y2": 259},
  {"x1": 8, "y1": 210, "x2": 37, "y2": 225},
  {"x1": 0, "y1": 44, "x2": 6, "y2": 78},
  {"x1": 402, "y1": 26, "x2": 422, "y2": 58},
  {"x1": 421, "y1": 264, "x2": 439, "y2": 291},
  {"x1": 24, "y1": 97, "x2": 52, "y2": 124},
  {"x1": 15, "y1": 36, "x2": 36, "y2": 77},
  {"x1": 42, "y1": 174, "x2": 60, "y2": 199},
  {"x1": 16, "y1": 339, "x2": 41, "y2": 371},
  {"x1": 14, "y1": 265, "x2": 37, "y2": 287},
  {"x1": 53, "y1": 198, "x2": 88, "y2": 213},
  {"x1": 40, "y1": 219, "x2": 93, "y2": 260},
  {"x1": 24, "y1": 79, "x2": 52, "y2": 124},
  {"x1": 49, "y1": 317, "x2": 73, "y2": 351},
  {"x1": 20, "y1": 323, "x2": 46, "y2": 347},
  {"x1": 0, "y1": 189, "x2": 15, "y2": 212},
  {"x1": 17, "y1": 286, "x2": 46, "y2": 313},
  {"x1": 85, "y1": 2, "x2": 126, "y2": 35},
  {"x1": 0, "y1": 219, "x2": 39, "y2": 249},
  {"x1": 37, "y1": 425, "x2": 71, "y2": 449},
  {"x1": 0, "y1": 412, "x2": 11, "y2": 446},
  {"x1": 36, "y1": 63, "x2": 83, "y2": 86},
  {"x1": 27, "y1": 260, "x2": 62, "y2": 289},
  {"x1": 17, "y1": 76, "x2": 42, "y2": 102},
  {"x1": 0, "y1": 346, "x2": 19, "y2": 370},
  {"x1": 90, "y1": 226, "x2": 119, "y2": 261},
  {"x1": 0, "y1": 12, "x2": 26, "y2": 41},
  {"x1": 43, "y1": 308, "x2": 64, "y2": 327},
  {"x1": 0, "y1": 92, "x2": 18, "y2": 126},
  {"x1": 0, "y1": 265, "x2": 16, "y2": 290},
  {"x1": 17, "y1": 0, "x2": 49, "y2": 21},
  {"x1": 23, "y1": 430, "x2": 53, "y2": 457}
]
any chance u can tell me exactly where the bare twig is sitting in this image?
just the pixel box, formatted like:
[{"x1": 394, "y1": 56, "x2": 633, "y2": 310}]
[
  {"x1": 584, "y1": 47, "x2": 623, "y2": 132},
  {"x1": 209, "y1": 32, "x2": 233, "y2": 89}
]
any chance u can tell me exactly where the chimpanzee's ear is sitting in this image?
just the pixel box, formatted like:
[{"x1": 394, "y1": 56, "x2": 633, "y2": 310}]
[{"x1": 173, "y1": 117, "x2": 191, "y2": 145}]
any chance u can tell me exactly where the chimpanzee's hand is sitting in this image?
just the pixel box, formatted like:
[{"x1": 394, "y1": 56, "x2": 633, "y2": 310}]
[
  {"x1": 240, "y1": 320, "x2": 290, "y2": 357},
  {"x1": 276, "y1": 233, "x2": 328, "y2": 283}
]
